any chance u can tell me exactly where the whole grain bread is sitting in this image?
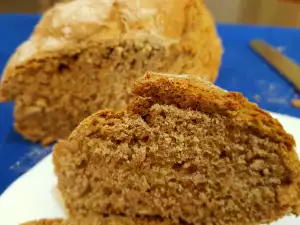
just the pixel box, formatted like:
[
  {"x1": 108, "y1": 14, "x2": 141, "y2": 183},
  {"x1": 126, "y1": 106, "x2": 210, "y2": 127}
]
[
  {"x1": 53, "y1": 72, "x2": 300, "y2": 225},
  {"x1": 0, "y1": 0, "x2": 222, "y2": 145}
]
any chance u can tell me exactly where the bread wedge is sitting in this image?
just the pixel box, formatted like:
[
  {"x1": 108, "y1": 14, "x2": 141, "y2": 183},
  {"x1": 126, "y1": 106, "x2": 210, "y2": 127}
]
[{"x1": 53, "y1": 72, "x2": 300, "y2": 225}]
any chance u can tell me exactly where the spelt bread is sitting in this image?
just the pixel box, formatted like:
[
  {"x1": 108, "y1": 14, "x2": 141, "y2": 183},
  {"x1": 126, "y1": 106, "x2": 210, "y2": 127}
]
[
  {"x1": 53, "y1": 72, "x2": 300, "y2": 225},
  {"x1": 0, "y1": 0, "x2": 222, "y2": 145}
]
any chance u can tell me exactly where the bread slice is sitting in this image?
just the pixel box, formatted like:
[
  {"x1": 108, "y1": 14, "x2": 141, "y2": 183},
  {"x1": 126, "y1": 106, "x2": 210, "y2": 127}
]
[
  {"x1": 53, "y1": 72, "x2": 300, "y2": 225},
  {"x1": 0, "y1": 0, "x2": 222, "y2": 145}
]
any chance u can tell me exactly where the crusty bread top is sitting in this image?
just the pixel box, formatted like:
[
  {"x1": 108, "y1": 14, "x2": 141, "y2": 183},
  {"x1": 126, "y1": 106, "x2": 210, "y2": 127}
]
[
  {"x1": 8, "y1": 0, "x2": 179, "y2": 66},
  {"x1": 131, "y1": 72, "x2": 296, "y2": 149},
  {"x1": 2, "y1": 0, "x2": 216, "y2": 68},
  {"x1": 130, "y1": 72, "x2": 300, "y2": 179},
  {"x1": 21, "y1": 219, "x2": 63, "y2": 225}
]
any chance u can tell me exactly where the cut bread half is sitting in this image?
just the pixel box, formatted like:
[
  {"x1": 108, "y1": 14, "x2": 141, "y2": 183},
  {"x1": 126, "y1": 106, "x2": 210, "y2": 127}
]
[{"x1": 53, "y1": 72, "x2": 300, "y2": 225}]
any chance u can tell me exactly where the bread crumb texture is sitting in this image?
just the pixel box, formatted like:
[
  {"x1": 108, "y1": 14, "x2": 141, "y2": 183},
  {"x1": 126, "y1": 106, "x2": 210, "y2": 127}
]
[
  {"x1": 0, "y1": 0, "x2": 222, "y2": 144},
  {"x1": 53, "y1": 72, "x2": 300, "y2": 225}
]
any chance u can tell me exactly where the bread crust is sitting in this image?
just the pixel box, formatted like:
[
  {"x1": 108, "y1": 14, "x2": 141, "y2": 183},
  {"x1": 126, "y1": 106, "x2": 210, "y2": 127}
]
[
  {"x1": 21, "y1": 219, "x2": 63, "y2": 225},
  {"x1": 21, "y1": 216, "x2": 175, "y2": 225},
  {"x1": 132, "y1": 72, "x2": 296, "y2": 148}
]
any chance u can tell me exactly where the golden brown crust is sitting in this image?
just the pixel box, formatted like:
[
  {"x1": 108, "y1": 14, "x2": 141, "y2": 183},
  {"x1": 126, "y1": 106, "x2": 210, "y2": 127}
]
[
  {"x1": 21, "y1": 216, "x2": 175, "y2": 225},
  {"x1": 132, "y1": 72, "x2": 295, "y2": 148},
  {"x1": 292, "y1": 99, "x2": 300, "y2": 108},
  {"x1": 21, "y1": 219, "x2": 63, "y2": 225}
]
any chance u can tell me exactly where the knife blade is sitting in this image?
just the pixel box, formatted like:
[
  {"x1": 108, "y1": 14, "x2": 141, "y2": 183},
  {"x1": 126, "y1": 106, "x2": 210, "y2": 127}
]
[{"x1": 250, "y1": 40, "x2": 300, "y2": 92}]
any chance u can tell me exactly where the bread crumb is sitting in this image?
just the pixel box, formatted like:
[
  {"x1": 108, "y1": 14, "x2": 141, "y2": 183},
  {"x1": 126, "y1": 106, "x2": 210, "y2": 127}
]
[
  {"x1": 254, "y1": 94, "x2": 261, "y2": 102},
  {"x1": 276, "y1": 46, "x2": 286, "y2": 53},
  {"x1": 291, "y1": 99, "x2": 300, "y2": 108}
]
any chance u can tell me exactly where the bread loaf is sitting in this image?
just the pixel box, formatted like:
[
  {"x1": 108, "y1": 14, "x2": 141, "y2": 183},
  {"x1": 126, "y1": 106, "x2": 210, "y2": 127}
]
[
  {"x1": 0, "y1": 0, "x2": 222, "y2": 145},
  {"x1": 53, "y1": 72, "x2": 300, "y2": 225}
]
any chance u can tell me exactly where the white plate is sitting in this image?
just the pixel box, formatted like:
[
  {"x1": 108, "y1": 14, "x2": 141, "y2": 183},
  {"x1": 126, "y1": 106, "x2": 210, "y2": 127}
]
[{"x1": 0, "y1": 112, "x2": 300, "y2": 225}]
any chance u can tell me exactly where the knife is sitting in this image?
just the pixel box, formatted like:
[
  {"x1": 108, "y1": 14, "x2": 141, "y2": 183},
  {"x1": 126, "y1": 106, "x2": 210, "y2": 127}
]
[{"x1": 250, "y1": 40, "x2": 300, "y2": 92}]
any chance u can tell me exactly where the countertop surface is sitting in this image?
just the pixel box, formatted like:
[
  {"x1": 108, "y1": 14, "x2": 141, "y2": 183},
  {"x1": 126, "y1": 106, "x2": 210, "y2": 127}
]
[{"x1": 0, "y1": 14, "x2": 300, "y2": 194}]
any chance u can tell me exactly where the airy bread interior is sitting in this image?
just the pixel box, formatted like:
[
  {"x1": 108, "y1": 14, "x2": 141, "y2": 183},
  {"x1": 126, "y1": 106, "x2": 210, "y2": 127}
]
[
  {"x1": 7, "y1": 39, "x2": 170, "y2": 144},
  {"x1": 53, "y1": 73, "x2": 300, "y2": 225}
]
